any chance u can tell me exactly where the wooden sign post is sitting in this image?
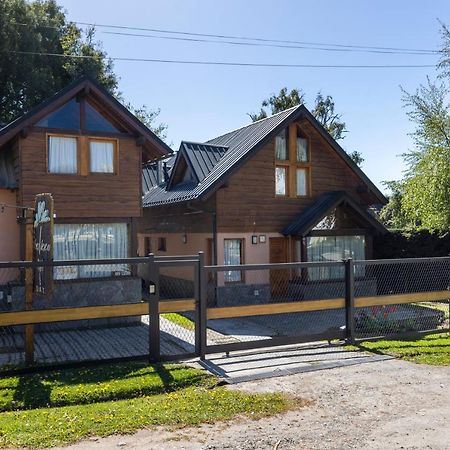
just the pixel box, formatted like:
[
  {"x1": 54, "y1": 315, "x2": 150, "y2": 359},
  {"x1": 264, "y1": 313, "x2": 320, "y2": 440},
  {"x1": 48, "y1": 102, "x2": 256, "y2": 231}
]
[{"x1": 24, "y1": 193, "x2": 54, "y2": 364}]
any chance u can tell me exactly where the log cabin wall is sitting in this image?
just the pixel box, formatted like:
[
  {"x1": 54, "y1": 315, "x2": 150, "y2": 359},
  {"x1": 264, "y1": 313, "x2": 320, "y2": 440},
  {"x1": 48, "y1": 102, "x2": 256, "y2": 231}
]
[
  {"x1": 215, "y1": 118, "x2": 379, "y2": 233},
  {"x1": 18, "y1": 130, "x2": 142, "y2": 218}
]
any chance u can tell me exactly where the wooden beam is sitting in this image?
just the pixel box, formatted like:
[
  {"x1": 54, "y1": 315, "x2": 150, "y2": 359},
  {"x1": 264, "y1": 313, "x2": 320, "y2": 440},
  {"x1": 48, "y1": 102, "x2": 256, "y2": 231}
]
[
  {"x1": 355, "y1": 290, "x2": 450, "y2": 308},
  {"x1": 24, "y1": 211, "x2": 34, "y2": 364},
  {"x1": 0, "y1": 299, "x2": 196, "y2": 327},
  {"x1": 207, "y1": 298, "x2": 345, "y2": 320},
  {"x1": 159, "y1": 299, "x2": 196, "y2": 313}
]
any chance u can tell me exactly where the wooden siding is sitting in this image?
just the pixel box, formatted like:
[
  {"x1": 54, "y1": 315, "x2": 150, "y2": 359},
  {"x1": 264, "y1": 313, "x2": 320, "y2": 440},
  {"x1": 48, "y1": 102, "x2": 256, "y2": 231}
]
[
  {"x1": 216, "y1": 118, "x2": 379, "y2": 233},
  {"x1": 19, "y1": 130, "x2": 142, "y2": 218},
  {"x1": 140, "y1": 196, "x2": 216, "y2": 234}
]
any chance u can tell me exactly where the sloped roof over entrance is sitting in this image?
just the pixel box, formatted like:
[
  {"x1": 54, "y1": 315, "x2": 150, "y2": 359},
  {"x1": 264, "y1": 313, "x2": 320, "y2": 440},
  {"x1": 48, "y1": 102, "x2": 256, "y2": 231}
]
[{"x1": 282, "y1": 191, "x2": 387, "y2": 236}]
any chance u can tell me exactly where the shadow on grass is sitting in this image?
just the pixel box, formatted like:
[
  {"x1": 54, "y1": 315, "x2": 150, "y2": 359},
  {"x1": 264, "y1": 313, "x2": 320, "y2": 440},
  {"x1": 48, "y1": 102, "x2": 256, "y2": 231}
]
[{"x1": 0, "y1": 361, "x2": 210, "y2": 412}]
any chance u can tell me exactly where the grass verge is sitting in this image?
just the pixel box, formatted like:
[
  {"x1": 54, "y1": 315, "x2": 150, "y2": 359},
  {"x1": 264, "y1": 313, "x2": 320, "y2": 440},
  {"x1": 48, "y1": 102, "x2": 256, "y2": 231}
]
[
  {"x1": 161, "y1": 313, "x2": 195, "y2": 330},
  {"x1": 354, "y1": 332, "x2": 450, "y2": 365},
  {"x1": 0, "y1": 362, "x2": 296, "y2": 448}
]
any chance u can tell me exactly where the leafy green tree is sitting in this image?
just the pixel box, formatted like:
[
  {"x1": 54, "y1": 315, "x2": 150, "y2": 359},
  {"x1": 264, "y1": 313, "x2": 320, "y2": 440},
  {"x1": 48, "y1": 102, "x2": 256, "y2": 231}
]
[
  {"x1": 379, "y1": 181, "x2": 413, "y2": 230},
  {"x1": 399, "y1": 78, "x2": 450, "y2": 231},
  {"x1": 0, "y1": 0, "x2": 166, "y2": 138},
  {"x1": 249, "y1": 88, "x2": 364, "y2": 166}
]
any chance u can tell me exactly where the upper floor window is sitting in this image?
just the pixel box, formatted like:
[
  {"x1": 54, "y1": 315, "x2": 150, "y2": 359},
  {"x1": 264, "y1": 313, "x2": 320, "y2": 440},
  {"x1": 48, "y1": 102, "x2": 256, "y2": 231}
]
[
  {"x1": 275, "y1": 125, "x2": 310, "y2": 197},
  {"x1": 48, "y1": 136, "x2": 78, "y2": 174},
  {"x1": 90, "y1": 139, "x2": 116, "y2": 173},
  {"x1": 36, "y1": 97, "x2": 122, "y2": 133}
]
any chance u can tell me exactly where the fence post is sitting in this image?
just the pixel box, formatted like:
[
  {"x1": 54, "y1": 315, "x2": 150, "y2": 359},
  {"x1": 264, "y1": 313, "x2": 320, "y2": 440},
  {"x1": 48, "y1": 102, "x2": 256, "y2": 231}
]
[
  {"x1": 345, "y1": 258, "x2": 355, "y2": 344},
  {"x1": 198, "y1": 251, "x2": 207, "y2": 360},
  {"x1": 148, "y1": 254, "x2": 160, "y2": 363}
]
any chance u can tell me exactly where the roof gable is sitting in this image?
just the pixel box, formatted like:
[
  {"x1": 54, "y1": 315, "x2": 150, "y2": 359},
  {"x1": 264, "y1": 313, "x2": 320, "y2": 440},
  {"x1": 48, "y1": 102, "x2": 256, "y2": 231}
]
[
  {"x1": 143, "y1": 105, "x2": 387, "y2": 207},
  {"x1": 282, "y1": 191, "x2": 387, "y2": 236},
  {"x1": 0, "y1": 77, "x2": 172, "y2": 160}
]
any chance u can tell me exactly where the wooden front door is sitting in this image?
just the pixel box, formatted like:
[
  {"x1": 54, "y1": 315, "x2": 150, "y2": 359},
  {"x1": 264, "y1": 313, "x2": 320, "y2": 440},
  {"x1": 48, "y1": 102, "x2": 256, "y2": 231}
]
[{"x1": 269, "y1": 237, "x2": 288, "y2": 298}]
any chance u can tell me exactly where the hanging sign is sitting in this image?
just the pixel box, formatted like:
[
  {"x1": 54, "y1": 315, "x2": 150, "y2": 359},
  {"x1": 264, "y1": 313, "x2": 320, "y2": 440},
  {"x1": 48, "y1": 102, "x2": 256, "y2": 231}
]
[{"x1": 33, "y1": 193, "x2": 54, "y2": 296}]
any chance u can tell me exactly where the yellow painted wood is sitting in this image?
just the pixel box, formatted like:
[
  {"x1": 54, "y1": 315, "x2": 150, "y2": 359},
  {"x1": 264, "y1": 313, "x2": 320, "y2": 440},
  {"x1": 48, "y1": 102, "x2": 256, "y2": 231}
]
[
  {"x1": 207, "y1": 298, "x2": 345, "y2": 320},
  {"x1": 355, "y1": 290, "x2": 450, "y2": 308},
  {"x1": 159, "y1": 299, "x2": 196, "y2": 313},
  {"x1": 0, "y1": 298, "x2": 196, "y2": 327}
]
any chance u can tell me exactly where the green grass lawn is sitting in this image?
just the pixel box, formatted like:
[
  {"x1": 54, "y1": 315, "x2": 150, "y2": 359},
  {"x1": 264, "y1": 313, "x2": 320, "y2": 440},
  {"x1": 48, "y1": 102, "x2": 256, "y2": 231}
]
[
  {"x1": 0, "y1": 361, "x2": 296, "y2": 448},
  {"x1": 355, "y1": 332, "x2": 450, "y2": 365},
  {"x1": 161, "y1": 312, "x2": 196, "y2": 330}
]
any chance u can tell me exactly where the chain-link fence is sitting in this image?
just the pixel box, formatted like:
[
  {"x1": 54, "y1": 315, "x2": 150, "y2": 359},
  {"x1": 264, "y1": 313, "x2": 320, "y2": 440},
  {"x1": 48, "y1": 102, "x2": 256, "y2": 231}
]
[
  {"x1": 354, "y1": 257, "x2": 450, "y2": 338},
  {"x1": 204, "y1": 261, "x2": 348, "y2": 351}
]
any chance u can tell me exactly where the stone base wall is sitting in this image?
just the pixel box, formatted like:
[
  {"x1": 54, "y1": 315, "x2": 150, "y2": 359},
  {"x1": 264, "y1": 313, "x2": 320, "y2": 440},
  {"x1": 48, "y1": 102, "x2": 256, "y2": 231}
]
[{"x1": 0, "y1": 277, "x2": 142, "y2": 331}]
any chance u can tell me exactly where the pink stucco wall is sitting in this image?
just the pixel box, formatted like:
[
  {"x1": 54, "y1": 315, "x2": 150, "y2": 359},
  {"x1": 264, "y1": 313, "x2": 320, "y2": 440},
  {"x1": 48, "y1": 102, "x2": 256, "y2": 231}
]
[{"x1": 0, "y1": 189, "x2": 21, "y2": 282}]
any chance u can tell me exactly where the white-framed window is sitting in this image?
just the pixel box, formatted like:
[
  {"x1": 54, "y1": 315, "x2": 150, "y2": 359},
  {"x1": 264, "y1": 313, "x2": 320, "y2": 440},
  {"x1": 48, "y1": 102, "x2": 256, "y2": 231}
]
[
  {"x1": 89, "y1": 140, "x2": 115, "y2": 173},
  {"x1": 224, "y1": 239, "x2": 243, "y2": 282},
  {"x1": 48, "y1": 136, "x2": 78, "y2": 174},
  {"x1": 53, "y1": 223, "x2": 129, "y2": 279},
  {"x1": 306, "y1": 235, "x2": 365, "y2": 280}
]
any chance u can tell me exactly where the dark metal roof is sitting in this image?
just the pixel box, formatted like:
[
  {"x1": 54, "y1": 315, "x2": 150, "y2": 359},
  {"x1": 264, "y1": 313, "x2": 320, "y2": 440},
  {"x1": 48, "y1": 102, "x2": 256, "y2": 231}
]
[
  {"x1": 142, "y1": 154, "x2": 176, "y2": 194},
  {"x1": 143, "y1": 107, "x2": 299, "y2": 206},
  {"x1": 180, "y1": 142, "x2": 228, "y2": 182},
  {"x1": 0, "y1": 149, "x2": 17, "y2": 189},
  {"x1": 282, "y1": 191, "x2": 387, "y2": 236}
]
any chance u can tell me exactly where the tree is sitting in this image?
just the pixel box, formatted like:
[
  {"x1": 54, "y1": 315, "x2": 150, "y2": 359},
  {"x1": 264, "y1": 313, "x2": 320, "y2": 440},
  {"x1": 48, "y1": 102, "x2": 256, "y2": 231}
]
[
  {"x1": 0, "y1": 0, "x2": 166, "y2": 138},
  {"x1": 249, "y1": 88, "x2": 364, "y2": 166},
  {"x1": 379, "y1": 181, "x2": 412, "y2": 230},
  {"x1": 398, "y1": 78, "x2": 450, "y2": 231}
]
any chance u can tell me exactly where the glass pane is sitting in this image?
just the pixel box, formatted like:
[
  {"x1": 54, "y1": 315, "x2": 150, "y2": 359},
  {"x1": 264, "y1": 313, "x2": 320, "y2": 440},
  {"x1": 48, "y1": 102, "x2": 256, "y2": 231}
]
[
  {"x1": 296, "y1": 168, "x2": 307, "y2": 196},
  {"x1": 297, "y1": 137, "x2": 308, "y2": 162},
  {"x1": 90, "y1": 140, "x2": 114, "y2": 173},
  {"x1": 85, "y1": 102, "x2": 119, "y2": 133},
  {"x1": 36, "y1": 98, "x2": 80, "y2": 129},
  {"x1": 53, "y1": 223, "x2": 128, "y2": 279},
  {"x1": 275, "y1": 129, "x2": 287, "y2": 160},
  {"x1": 48, "y1": 136, "x2": 78, "y2": 174},
  {"x1": 275, "y1": 167, "x2": 287, "y2": 195},
  {"x1": 224, "y1": 239, "x2": 242, "y2": 282},
  {"x1": 306, "y1": 235, "x2": 365, "y2": 280}
]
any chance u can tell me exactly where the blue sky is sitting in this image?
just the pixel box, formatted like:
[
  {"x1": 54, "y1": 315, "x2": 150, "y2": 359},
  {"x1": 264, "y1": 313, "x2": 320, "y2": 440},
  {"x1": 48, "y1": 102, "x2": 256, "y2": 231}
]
[{"x1": 58, "y1": 0, "x2": 449, "y2": 192}]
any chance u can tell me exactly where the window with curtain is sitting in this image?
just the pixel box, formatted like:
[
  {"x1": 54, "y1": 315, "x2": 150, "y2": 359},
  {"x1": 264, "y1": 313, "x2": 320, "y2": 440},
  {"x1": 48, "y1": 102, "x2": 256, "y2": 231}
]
[
  {"x1": 224, "y1": 239, "x2": 243, "y2": 282},
  {"x1": 306, "y1": 235, "x2": 365, "y2": 280},
  {"x1": 296, "y1": 137, "x2": 308, "y2": 162},
  {"x1": 89, "y1": 140, "x2": 115, "y2": 173},
  {"x1": 48, "y1": 136, "x2": 78, "y2": 174},
  {"x1": 53, "y1": 223, "x2": 129, "y2": 279},
  {"x1": 275, "y1": 129, "x2": 288, "y2": 160},
  {"x1": 296, "y1": 168, "x2": 307, "y2": 196},
  {"x1": 275, "y1": 167, "x2": 287, "y2": 196}
]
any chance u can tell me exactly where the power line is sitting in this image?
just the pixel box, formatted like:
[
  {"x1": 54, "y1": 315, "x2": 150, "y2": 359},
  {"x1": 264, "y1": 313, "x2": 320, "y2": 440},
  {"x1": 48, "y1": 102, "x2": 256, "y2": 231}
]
[
  {"x1": 4, "y1": 50, "x2": 436, "y2": 68},
  {"x1": 12, "y1": 21, "x2": 439, "y2": 55},
  {"x1": 102, "y1": 30, "x2": 436, "y2": 56}
]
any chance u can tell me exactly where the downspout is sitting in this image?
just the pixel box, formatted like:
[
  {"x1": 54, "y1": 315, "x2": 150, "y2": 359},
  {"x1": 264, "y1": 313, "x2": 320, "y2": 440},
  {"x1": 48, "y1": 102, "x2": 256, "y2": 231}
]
[{"x1": 212, "y1": 212, "x2": 217, "y2": 265}]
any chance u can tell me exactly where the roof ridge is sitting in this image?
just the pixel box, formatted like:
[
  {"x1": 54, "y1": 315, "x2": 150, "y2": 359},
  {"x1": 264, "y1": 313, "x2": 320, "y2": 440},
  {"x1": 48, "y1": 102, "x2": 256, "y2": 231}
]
[
  {"x1": 182, "y1": 141, "x2": 229, "y2": 149},
  {"x1": 206, "y1": 105, "x2": 301, "y2": 143}
]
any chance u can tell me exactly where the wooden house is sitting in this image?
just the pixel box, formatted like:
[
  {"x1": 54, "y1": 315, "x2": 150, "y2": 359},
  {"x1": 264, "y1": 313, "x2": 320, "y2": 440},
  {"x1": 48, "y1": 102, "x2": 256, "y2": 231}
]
[
  {"x1": 139, "y1": 105, "x2": 387, "y2": 303},
  {"x1": 0, "y1": 77, "x2": 171, "y2": 310}
]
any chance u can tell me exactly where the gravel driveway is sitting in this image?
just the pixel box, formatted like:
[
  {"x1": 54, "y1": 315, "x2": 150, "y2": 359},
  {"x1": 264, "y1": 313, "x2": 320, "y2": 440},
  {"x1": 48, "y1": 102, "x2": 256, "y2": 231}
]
[{"x1": 55, "y1": 357, "x2": 450, "y2": 450}]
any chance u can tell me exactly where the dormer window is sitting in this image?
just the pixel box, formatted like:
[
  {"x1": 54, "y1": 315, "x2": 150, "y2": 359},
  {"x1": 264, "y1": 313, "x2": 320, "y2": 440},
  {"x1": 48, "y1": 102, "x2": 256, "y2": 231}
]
[{"x1": 274, "y1": 124, "x2": 311, "y2": 197}]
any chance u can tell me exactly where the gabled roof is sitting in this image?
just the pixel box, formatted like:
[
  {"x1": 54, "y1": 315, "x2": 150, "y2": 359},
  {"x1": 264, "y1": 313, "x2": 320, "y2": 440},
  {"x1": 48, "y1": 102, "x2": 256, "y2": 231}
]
[
  {"x1": 143, "y1": 107, "x2": 297, "y2": 206},
  {"x1": 143, "y1": 104, "x2": 387, "y2": 207},
  {"x1": 282, "y1": 191, "x2": 387, "y2": 236},
  {"x1": 0, "y1": 76, "x2": 172, "y2": 160}
]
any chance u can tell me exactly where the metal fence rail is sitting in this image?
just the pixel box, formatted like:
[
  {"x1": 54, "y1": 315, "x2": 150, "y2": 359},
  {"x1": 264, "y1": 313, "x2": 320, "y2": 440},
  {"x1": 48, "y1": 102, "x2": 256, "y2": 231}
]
[{"x1": 0, "y1": 254, "x2": 449, "y2": 372}]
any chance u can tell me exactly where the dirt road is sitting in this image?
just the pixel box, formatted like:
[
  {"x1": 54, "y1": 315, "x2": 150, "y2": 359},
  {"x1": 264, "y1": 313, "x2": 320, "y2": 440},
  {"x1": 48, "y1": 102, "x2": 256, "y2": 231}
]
[{"x1": 57, "y1": 358, "x2": 450, "y2": 450}]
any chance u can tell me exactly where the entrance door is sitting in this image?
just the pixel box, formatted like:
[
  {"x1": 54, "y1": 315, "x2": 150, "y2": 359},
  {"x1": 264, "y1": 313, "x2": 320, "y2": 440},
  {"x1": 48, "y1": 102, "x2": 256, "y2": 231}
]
[{"x1": 269, "y1": 237, "x2": 288, "y2": 298}]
